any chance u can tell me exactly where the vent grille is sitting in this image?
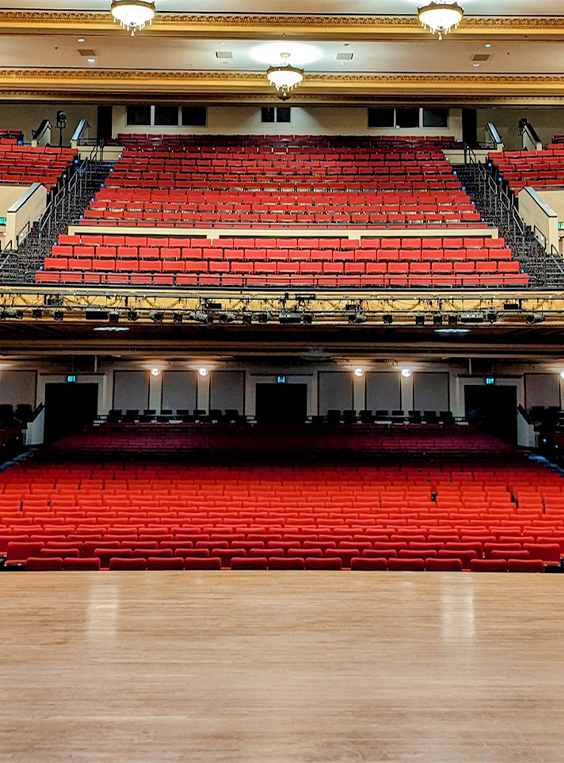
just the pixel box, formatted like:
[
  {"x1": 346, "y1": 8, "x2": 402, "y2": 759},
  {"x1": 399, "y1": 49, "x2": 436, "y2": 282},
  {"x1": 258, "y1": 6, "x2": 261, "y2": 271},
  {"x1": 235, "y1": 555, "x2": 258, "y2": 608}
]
[
  {"x1": 215, "y1": 51, "x2": 233, "y2": 59},
  {"x1": 472, "y1": 54, "x2": 490, "y2": 61},
  {"x1": 78, "y1": 49, "x2": 96, "y2": 57},
  {"x1": 336, "y1": 52, "x2": 354, "y2": 60}
]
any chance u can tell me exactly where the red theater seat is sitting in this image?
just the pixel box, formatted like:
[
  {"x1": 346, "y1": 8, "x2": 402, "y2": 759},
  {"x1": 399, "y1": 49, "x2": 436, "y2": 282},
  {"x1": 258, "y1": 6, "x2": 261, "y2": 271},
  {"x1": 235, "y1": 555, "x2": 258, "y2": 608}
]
[{"x1": 25, "y1": 557, "x2": 63, "y2": 571}]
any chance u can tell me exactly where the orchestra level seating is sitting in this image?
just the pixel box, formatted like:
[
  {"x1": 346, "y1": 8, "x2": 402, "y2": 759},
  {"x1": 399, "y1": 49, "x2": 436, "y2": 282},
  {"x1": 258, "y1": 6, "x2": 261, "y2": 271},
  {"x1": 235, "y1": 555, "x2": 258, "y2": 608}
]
[{"x1": 1, "y1": 424, "x2": 562, "y2": 573}]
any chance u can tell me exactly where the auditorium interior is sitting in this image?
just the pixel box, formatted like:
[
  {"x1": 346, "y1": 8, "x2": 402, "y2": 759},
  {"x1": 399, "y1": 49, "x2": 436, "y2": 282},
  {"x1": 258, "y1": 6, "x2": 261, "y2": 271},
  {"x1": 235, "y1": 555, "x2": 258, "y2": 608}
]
[{"x1": 1, "y1": 2, "x2": 564, "y2": 762}]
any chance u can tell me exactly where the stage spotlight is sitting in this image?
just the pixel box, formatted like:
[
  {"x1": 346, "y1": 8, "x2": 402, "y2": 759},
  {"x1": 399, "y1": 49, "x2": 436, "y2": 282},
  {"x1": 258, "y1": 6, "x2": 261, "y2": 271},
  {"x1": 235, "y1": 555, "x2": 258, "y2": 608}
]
[
  {"x1": 401, "y1": 369, "x2": 412, "y2": 378},
  {"x1": 150, "y1": 368, "x2": 161, "y2": 377},
  {"x1": 383, "y1": 314, "x2": 393, "y2": 325},
  {"x1": 415, "y1": 315, "x2": 425, "y2": 326},
  {"x1": 279, "y1": 312, "x2": 302, "y2": 324},
  {"x1": 242, "y1": 313, "x2": 253, "y2": 325},
  {"x1": 354, "y1": 368, "x2": 364, "y2": 377},
  {"x1": 199, "y1": 367, "x2": 209, "y2": 377},
  {"x1": 448, "y1": 315, "x2": 458, "y2": 326},
  {"x1": 127, "y1": 310, "x2": 139, "y2": 322},
  {"x1": 53, "y1": 311, "x2": 64, "y2": 321},
  {"x1": 151, "y1": 311, "x2": 164, "y2": 323},
  {"x1": 109, "y1": 312, "x2": 120, "y2": 323},
  {"x1": 219, "y1": 312, "x2": 237, "y2": 324},
  {"x1": 32, "y1": 309, "x2": 43, "y2": 319},
  {"x1": 257, "y1": 312, "x2": 270, "y2": 324},
  {"x1": 433, "y1": 315, "x2": 443, "y2": 326},
  {"x1": 487, "y1": 311, "x2": 498, "y2": 323},
  {"x1": 526, "y1": 313, "x2": 545, "y2": 324},
  {"x1": 348, "y1": 312, "x2": 367, "y2": 324},
  {"x1": 173, "y1": 313, "x2": 183, "y2": 324},
  {"x1": 193, "y1": 311, "x2": 212, "y2": 324},
  {"x1": 302, "y1": 312, "x2": 313, "y2": 325}
]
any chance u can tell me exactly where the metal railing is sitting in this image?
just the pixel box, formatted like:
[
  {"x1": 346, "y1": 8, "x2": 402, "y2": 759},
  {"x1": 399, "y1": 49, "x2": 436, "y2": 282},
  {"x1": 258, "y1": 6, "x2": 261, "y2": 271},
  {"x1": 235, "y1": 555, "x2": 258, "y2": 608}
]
[
  {"x1": 0, "y1": 145, "x2": 114, "y2": 282},
  {"x1": 456, "y1": 159, "x2": 564, "y2": 286}
]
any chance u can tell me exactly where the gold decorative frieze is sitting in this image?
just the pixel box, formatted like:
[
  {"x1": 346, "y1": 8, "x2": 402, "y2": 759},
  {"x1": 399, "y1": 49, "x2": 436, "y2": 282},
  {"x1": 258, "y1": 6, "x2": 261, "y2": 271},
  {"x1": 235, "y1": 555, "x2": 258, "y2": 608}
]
[
  {"x1": 0, "y1": 68, "x2": 563, "y2": 101},
  {"x1": 0, "y1": 10, "x2": 563, "y2": 41}
]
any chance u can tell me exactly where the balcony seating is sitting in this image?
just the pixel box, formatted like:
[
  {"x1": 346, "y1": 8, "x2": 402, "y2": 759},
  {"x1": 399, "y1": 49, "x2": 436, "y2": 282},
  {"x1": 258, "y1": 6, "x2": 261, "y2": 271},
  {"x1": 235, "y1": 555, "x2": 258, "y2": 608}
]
[
  {"x1": 489, "y1": 145, "x2": 564, "y2": 195},
  {"x1": 0, "y1": 144, "x2": 77, "y2": 191},
  {"x1": 38, "y1": 233, "x2": 527, "y2": 288}
]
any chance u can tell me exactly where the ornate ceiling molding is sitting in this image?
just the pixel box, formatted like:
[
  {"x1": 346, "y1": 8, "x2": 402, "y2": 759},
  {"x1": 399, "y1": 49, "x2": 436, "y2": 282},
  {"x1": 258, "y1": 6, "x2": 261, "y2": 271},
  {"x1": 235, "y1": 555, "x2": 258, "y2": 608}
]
[
  {"x1": 1, "y1": 11, "x2": 564, "y2": 40},
  {"x1": 2, "y1": 68, "x2": 564, "y2": 100}
]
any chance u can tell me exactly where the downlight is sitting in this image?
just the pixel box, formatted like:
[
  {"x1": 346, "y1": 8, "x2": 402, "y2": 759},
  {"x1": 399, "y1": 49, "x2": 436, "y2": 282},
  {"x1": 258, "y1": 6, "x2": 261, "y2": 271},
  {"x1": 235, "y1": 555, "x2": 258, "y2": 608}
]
[{"x1": 401, "y1": 369, "x2": 412, "y2": 378}]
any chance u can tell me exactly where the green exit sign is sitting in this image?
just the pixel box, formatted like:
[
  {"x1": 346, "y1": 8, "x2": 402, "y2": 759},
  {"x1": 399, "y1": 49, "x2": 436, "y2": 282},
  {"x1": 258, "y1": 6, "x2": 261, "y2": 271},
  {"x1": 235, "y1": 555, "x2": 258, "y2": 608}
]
[{"x1": 0, "y1": 217, "x2": 6, "y2": 226}]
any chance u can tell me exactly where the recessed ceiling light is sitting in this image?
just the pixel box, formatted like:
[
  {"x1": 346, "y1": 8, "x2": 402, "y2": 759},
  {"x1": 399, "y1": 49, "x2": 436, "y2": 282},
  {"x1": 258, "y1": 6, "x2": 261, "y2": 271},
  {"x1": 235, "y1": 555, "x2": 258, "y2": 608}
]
[
  {"x1": 485, "y1": 43, "x2": 491, "y2": 48},
  {"x1": 220, "y1": 41, "x2": 225, "y2": 45},
  {"x1": 78, "y1": 38, "x2": 85, "y2": 43},
  {"x1": 473, "y1": 63, "x2": 480, "y2": 67},
  {"x1": 88, "y1": 58, "x2": 96, "y2": 63},
  {"x1": 343, "y1": 43, "x2": 350, "y2": 47}
]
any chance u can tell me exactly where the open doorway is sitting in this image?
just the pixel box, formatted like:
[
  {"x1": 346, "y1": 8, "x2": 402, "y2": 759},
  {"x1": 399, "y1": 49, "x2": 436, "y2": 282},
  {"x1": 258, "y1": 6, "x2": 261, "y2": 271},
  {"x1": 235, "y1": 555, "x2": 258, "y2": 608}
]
[
  {"x1": 464, "y1": 384, "x2": 518, "y2": 445},
  {"x1": 255, "y1": 383, "x2": 308, "y2": 424},
  {"x1": 43, "y1": 383, "x2": 99, "y2": 444}
]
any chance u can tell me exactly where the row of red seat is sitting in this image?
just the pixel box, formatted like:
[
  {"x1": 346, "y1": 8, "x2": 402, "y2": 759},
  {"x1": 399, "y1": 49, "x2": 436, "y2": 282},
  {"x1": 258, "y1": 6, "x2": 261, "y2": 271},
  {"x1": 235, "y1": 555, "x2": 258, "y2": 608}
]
[
  {"x1": 489, "y1": 147, "x2": 564, "y2": 195},
  {"x1": 26, "y1": 555, "x2": 537, "y2": 572}
]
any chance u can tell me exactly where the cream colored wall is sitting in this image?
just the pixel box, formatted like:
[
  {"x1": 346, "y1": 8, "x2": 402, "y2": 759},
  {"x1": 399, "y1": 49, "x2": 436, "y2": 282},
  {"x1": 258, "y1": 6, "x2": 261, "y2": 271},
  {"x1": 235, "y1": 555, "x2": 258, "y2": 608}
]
[
  {"x1": 0, "y1": 185, "x2": 33, "y2": 249},
  {"x1": 5, "y1": 183, "x2": 48, "y2": 249},
  {"x1": 112, "y1": 105, "x2": 463, "y2": 139},
  {"x1": 477, "y1": 107, "x2": 564, "y2": 150},
  {"x1": 517, "y1": 188, "x2": 559, "y2": 252},
  {"x1": 0, "y1": 185, "x2": 28, "y2": 215},
  {"x1": 0, "y1": 104, "x2": 98, "y2": 144}
]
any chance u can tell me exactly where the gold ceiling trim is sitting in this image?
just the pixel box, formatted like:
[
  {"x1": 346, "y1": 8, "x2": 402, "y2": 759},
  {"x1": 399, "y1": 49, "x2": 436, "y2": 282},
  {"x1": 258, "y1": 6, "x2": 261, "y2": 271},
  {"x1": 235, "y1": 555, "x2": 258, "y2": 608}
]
[
  {"x1": 1, "y1": 11, "x2": 564, "y2": 40},
  {"x1": 1, "y1": 68, "x2": 564, "y2": 98}
]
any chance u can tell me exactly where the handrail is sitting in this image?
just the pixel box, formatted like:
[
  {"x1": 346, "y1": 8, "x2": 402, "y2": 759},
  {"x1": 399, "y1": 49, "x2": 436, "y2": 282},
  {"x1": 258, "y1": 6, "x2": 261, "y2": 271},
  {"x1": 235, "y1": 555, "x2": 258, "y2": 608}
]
[
  {"x1": 522, "y1": 122, "x2": 542, "y2": 151},
  {"x1": 484, "y1": 121, "x2": 503, "y2": 151},
  {"x1": 463, "y1": 144, "x2": 478, "y2": 164},
  {"x1": 31, "y1": 119, "x2": 52, "y2": 148},
  {"x1": 71, "y1": 118, "x2": 90, "y2": 147}
]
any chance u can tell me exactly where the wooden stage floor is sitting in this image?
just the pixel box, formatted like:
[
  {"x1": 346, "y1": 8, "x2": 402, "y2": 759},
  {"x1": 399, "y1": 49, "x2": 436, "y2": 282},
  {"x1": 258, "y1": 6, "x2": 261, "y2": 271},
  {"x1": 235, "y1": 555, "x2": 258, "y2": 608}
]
[{"x1": 1, "y1": 572, "x2": 563, "y2": 763}]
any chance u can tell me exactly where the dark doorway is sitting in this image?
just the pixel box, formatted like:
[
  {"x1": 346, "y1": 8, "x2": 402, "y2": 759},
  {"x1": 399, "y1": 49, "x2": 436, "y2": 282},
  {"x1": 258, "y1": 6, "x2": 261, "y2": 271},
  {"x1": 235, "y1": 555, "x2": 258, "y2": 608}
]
[
  {"x1": 255, "y1": 383, "x2": 308, "y2": 424},
  {"x1": 462, "y1": 108, "x2": 478, "y2": 149},
  {"x1": 44, "y1": 383, "x2": 99, "y2": 444},
  {"x1": 97, "y1": 105, "x2": 113, "y2": 143},
  {"x1": 464, "y1": 384, "x2": 518, "y2": 445}
]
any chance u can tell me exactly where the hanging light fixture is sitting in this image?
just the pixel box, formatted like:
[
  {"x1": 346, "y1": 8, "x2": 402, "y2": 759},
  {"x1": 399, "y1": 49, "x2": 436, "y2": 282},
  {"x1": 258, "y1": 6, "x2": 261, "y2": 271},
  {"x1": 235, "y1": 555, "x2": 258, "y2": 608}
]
[
  {"x1": 111, "y1": 0, "x2": 156, "y2": 35},
  {"x1": 266, "y1": 52, "x2": 304, "y2": 101},
  {"x1": 417, "y1": 1, "x2": 464, "y2": 39}
]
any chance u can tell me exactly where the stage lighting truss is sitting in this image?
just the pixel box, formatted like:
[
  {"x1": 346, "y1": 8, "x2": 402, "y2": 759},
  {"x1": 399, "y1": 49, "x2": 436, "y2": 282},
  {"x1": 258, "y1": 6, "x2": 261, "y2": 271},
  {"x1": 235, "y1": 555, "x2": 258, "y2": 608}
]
[{"x1": 0, "y1": 291, "x2": 563, "y2": 328}]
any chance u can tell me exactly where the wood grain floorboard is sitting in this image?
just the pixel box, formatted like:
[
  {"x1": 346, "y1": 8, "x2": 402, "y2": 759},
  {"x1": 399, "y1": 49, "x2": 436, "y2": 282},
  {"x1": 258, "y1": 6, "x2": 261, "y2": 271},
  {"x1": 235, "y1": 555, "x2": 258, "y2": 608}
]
[{"x1": 0, "y1": 572, "x2": 562, "y2": 763}]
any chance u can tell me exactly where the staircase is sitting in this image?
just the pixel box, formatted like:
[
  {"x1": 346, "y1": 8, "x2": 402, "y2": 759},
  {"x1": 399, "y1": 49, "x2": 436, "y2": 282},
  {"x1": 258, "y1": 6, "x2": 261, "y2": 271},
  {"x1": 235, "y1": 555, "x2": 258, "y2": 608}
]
[
  {"x1": 0, "y1": 154, "x2": 113, "y2": 284},
  {"x1": 454, "y1": 161, "x2": 564, "y2": 288}
]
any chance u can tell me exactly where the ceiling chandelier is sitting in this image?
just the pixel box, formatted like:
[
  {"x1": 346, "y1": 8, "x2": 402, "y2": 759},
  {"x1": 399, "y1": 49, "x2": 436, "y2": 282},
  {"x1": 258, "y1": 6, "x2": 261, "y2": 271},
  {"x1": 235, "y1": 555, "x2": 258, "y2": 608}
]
[
  {"x1": 417, "y1": 1, "x2": 464, "y2": 39},
  {"x1": 111, "y1": 0, "x2": 156, "y2": 35},
  {"x1": 266, "y1": 52, "x2": 304, "y2": 101}
]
